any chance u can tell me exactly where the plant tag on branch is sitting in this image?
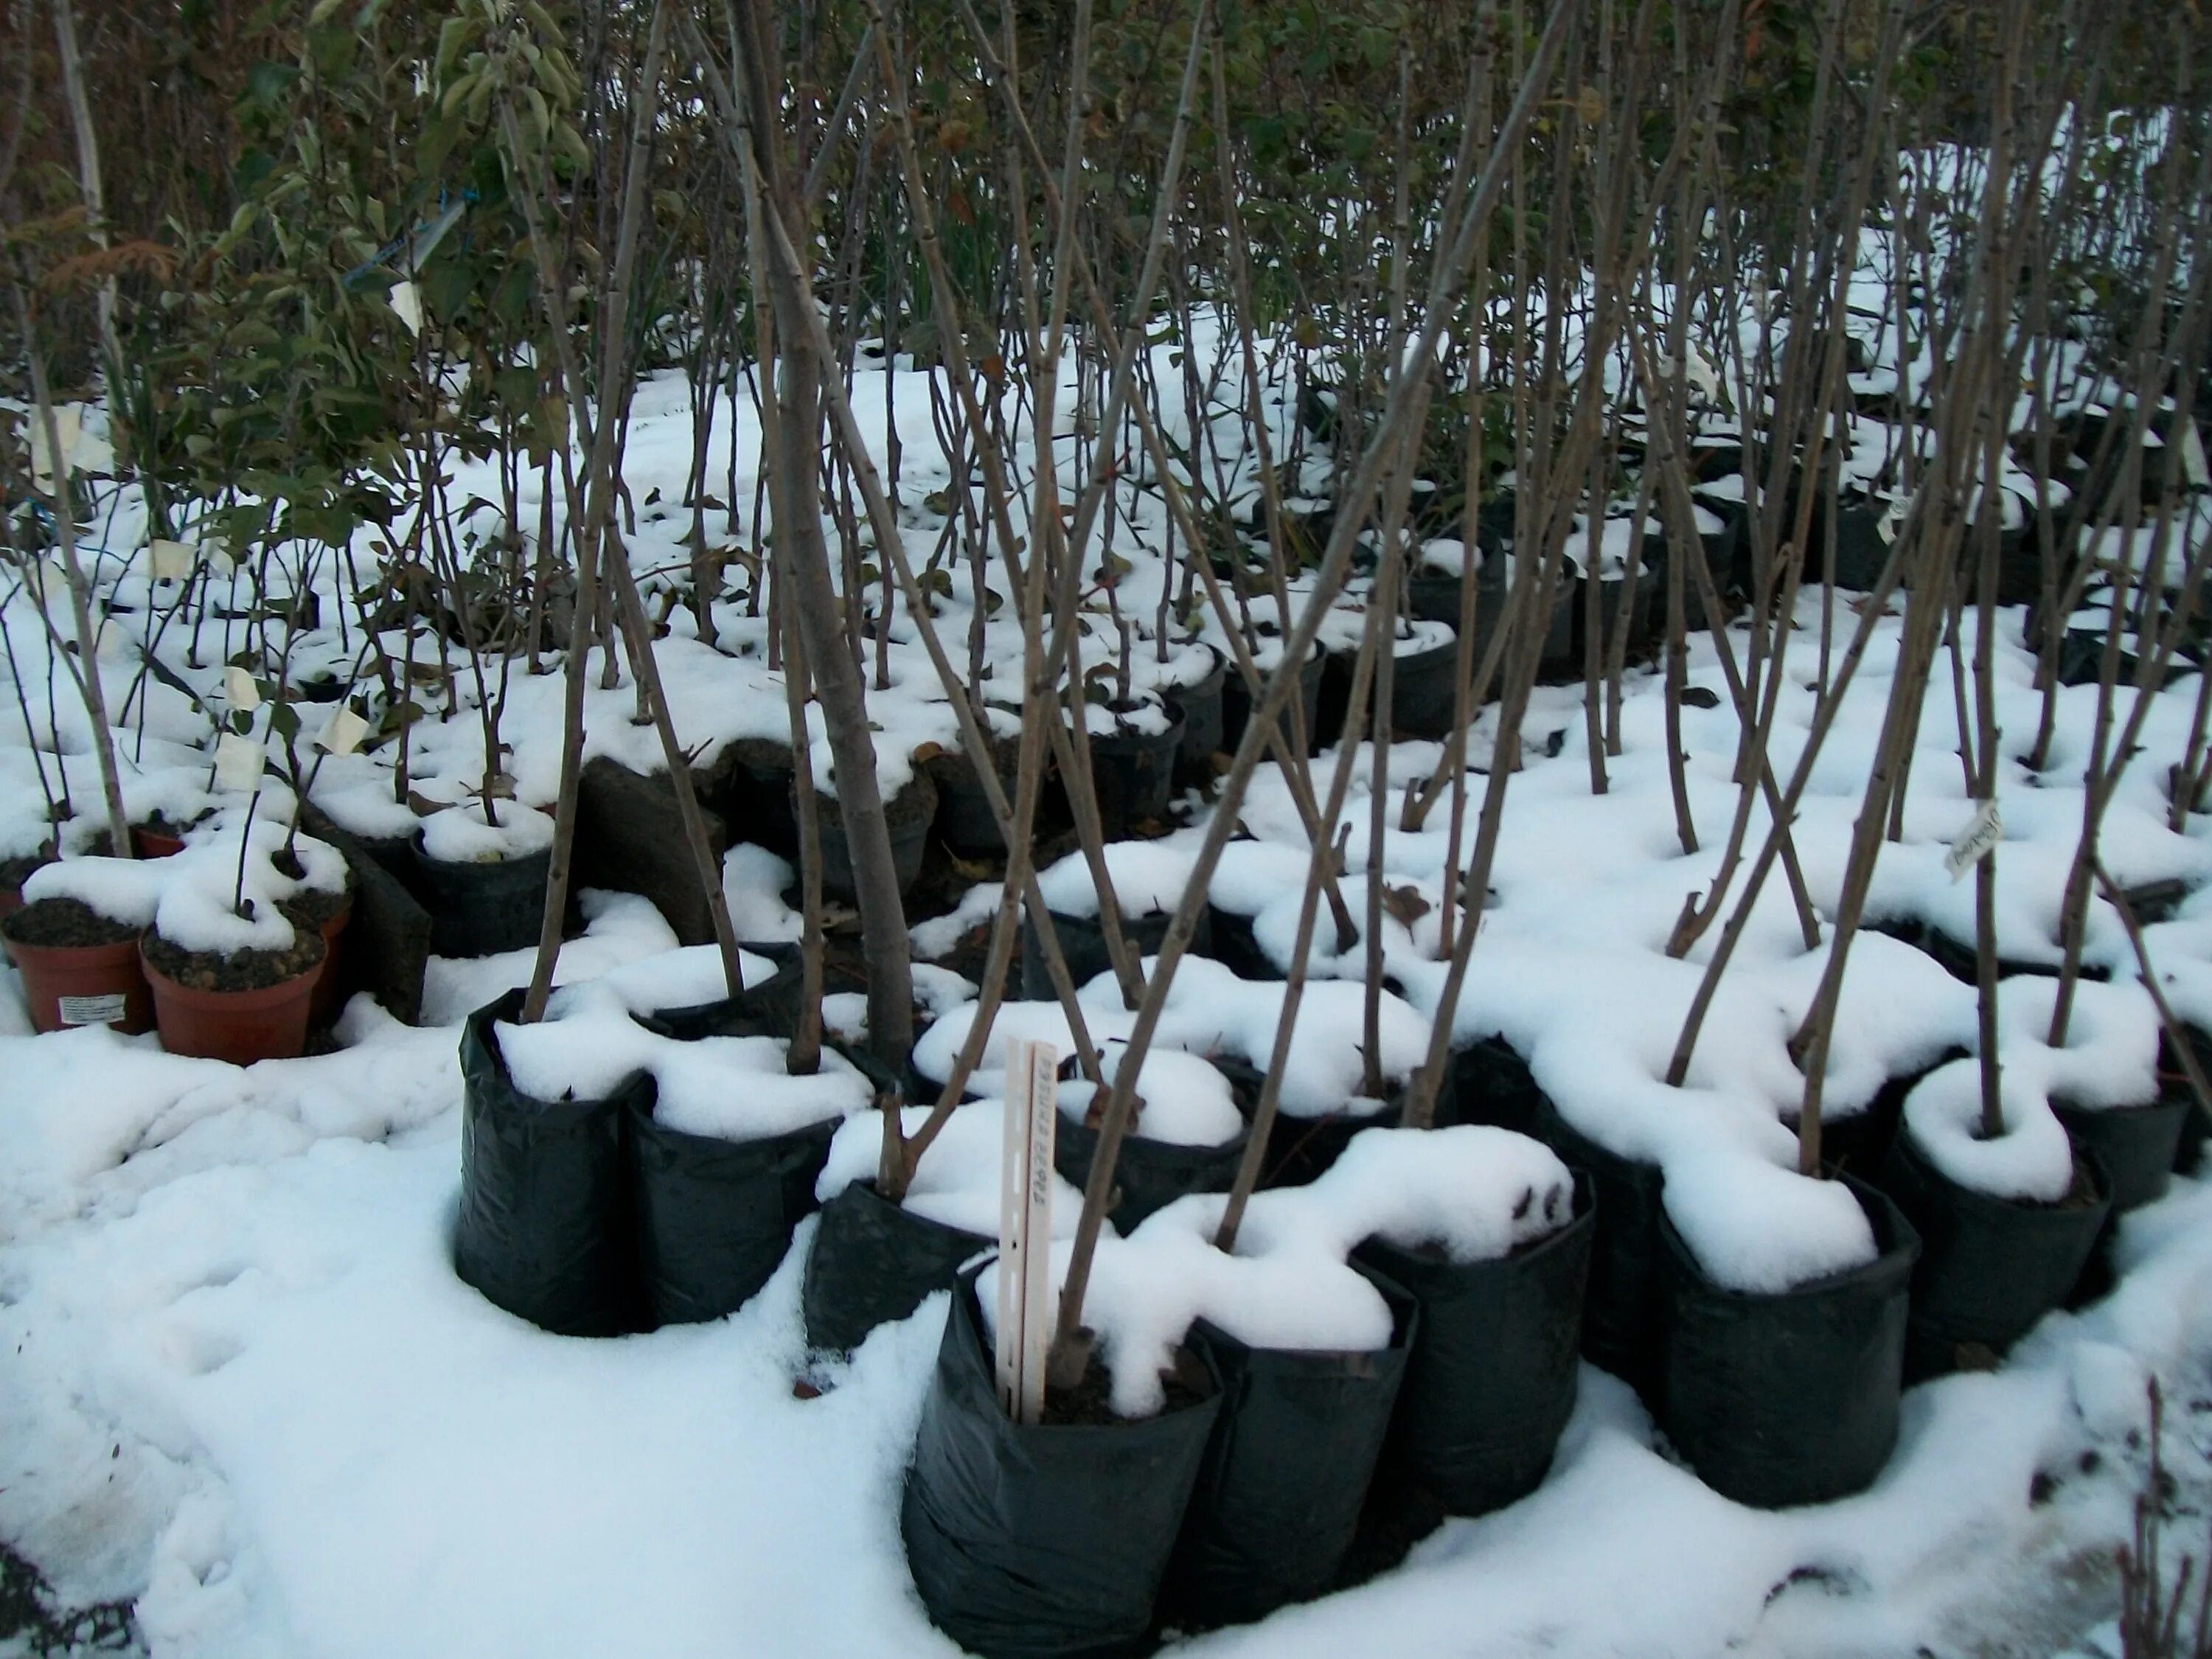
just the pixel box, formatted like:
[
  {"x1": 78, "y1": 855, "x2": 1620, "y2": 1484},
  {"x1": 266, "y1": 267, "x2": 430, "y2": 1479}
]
[
  {"x1": 215, "y1": 731, "x2": 263, "y2": 792},
  {"x1": 316, "y1": 707, "x2": 369, "y2": 757},
  {"x1": 997, "y1": 1037, "x2": 1057, "y2": 1426},
  {"x1": 94, "y1": 618, "x2": 131, "y2": 663},
  {"x1": 1945, "y1": 798, "x2": 2002, "y2": 881},
  {"x1": 389, "y1": 280, "x2": 422, "y2": 337},
  {"x1": 223, "y1": 666, "x2": 262, "y2": 712},
  {"x1": 147, "y1": 539, "x2": 197, "y2": 580},
  {"x1": 1877, "y1": 494, "x2": 1909, "y2": 546}
]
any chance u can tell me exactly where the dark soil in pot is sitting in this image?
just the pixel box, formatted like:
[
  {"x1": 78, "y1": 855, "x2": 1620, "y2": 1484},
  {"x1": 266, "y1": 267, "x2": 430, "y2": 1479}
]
[
  {"x1": 1222, "y1": 641, "x2": 1325, "y2": 758},
  {"x1": 1658, "y1": 1176, "x2": 1919, "y2": 1509},
  {"x1": 411, "y1": 836, "x2": 552, "y2": 959},
  {"x1": 1053, "y1": 1109, "x2": 1248, "y2": 1232},
  {"x1": 1160, "y1": 1266, "x2": 1416, "y2": 1630},
  {"x1": 141, "y1": 926, "x2": 327, "y2": 1063},
  {"x1": 723, "y1": 737, "x2": 799, "y2": 857},
  {"x1": 802, "y1": 1179, "x2": 992, "y2": 1355},
  {"x1": 1875, "y1": 1128, "x2": 2111, "y2": 1382},
  {"x1": 1162, "y1": 647, "x2": 1227, "y2": 783},
  {"x1": 1086, "y1": 703, "x2": 1185, "y2": 838},
  {"x1": 630, "y1": 1102, "x2": 838, "y2": 1326},
  {"x1": 1526, "y1": 1091, "x2": 1667, "y2": 1396},
  {"x1": 453, "y1": 989, "x2": 648, "y2": 1338},
  {"x1": 1357, "y1": 1171, "x2": 1594, "y2": 1518},
  {"x1": 1, "y1": 897, "x2": 156, "y2": 1034},
  {"x1": 812, "y1": 768, "x2": 938, "y2": 902},
  {"x1": 902, "y1": 1267, "x2": 1221, "y2": 1659},
  {"x1": 1021, "y1": 903, "x2": 1210, "y2": 1001}
]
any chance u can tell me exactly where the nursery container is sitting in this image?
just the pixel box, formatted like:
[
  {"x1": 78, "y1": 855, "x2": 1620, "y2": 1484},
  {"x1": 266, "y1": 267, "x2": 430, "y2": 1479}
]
[
  {"x1": 902, "y1": 1267, "x2": 1221, "y2": 1659},
  {"x1": 1261, "y1": 1105, "x2": 1389, "y2": 1189},
  {"x1": 295, "y1": 891, "x2": 355, "y2": 1029},
  {"x1": 802, "y1": 1180, "x2": 991, "y2": 1354},
  {"x1": 1355, "y1": 1172, "x2": 1594, "y2": 1516},
  {"x1": 1087, "y1": 705, "x2": 1185, "y2": 838},
  {"x1": 411, "y1": 838, "x2": 552, "y2": 958},
  {"x1": 724, "y1": 741, "x2": 800, "y2": 858},
  {"x1": 1161, "y1": 1269, "x2": 1416, "y2": 1629},
  {"x1": 814, "y1": 769, "x2": 937, "y2": 902},
  {"x1": 928, "y1": 740, "x2": 1030, "y2": 857},
  {"x1": 1657, "y1": 1177, "x2": 1919, "y2": 1509},
  {"x1": 1526, "y1": 1092, "x2": 1667, "y2": 1394},
  {"x1": 1876, "y1": 1127, "x2": 2111, "y2": 1381},
  {"x1": 642, "y1": 941, "x2": 807, "y2": 1045},
  {"x1": 1446, "y1": 1035, "x2": 1549, "y2": 1138},
  {"x1": 1382, "y1": 633, "x2": 1466, "y2": 740},
  {"x1": 574, "y1": 756, "x2": 731, "y2": 947},
  {"x1": 1220, "y1": 641, "x2": 1326, "y2": 759},
  {"x1": 131, "y1": 824, "x2": 189, "y2": 860},
  {"x1": 1199, "y1": 903, "x2": 1274, "y2": 980},
  {"x1": 453, "y1": 990, "x2": 647, "y2": 1338},
  {"x1": 2051, "y1": 1098, "x2": 2188, "y2": 1214},
  {"x1": 1054, "y1": 1112, "x2": 1249, "y2": 1232},
  {"x1": 141, "y1": 930, "x2": 326, "y2": 1064},
  {"x1": 1020, "y1": 902, "x2": 1209, "y2": 1002},
  {"x1": 1, "y1": 902, "x2": 156, "y2": 1035},
  {"x1": 630, "y1": 1100, "x2": 838, "y2": 1326},
  {"x1": 1163, "y1": 647, "x2": 1228, "y2": 780}
]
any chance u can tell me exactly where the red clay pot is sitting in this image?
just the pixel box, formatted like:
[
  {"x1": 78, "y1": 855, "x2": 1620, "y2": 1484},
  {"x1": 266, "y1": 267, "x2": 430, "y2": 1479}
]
[
  {"x1": 142, "y1": 931, "x2": 326, "y2": 1064},
  {"x1": 132, "y1": 826, "x2": 189, "y2": 860},
  {"x1": 1, "y1": 922, "x2": 156, "y2": 1034},
  {"x1": 305, "y1": 894, "x2": 355, "y2": 1028}
]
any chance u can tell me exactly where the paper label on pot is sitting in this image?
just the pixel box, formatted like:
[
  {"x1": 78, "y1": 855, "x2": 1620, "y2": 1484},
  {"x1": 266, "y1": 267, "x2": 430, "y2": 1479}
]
[
  {"x1": 58, "y1": 992, "x2": 128, "y2": 1026},
  {"x1": 147, "y1": 539, "x2": 197, "y2": 580},
  {"x1": 1945, "y1": 798, "x2": 2003, "y2": 880}
]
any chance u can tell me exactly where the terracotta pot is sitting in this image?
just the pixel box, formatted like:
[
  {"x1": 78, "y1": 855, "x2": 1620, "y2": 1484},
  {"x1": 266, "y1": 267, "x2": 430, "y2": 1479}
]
[
  {"x1": 1, "y1": 920, "x2": 156, "y2": 1034},
  {"x1": 304, "y1": 894, "x2": 356, "y2": 1028},
  {"x1": 132, "y1": 825, "x2": 188, "y2": 860},
  {"x1": 142, "y1": 931, "x2": 326, "y2": 1064}
]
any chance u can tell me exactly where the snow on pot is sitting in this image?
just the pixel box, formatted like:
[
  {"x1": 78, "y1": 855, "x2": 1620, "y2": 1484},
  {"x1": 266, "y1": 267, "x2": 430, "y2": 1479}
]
[
  {"x1": 1876, "y1": 1061, "x2": 2112, "y2": 1381},
  {"x1": 455, "y1": 988, "x2": 649, "y2": 1338},
  {"x1": 1565, "y1": 514, "x2": 1665, "y2": 663},
  {"x1": 1377, "y1": 619, "x2": 1464, "y2": 740},
  {"x1": 1, "y1": 881, "x2": 159, "y2": 1035},
  {"x1": 1343, "y1": 1130, "x2": 1589, "y2": 1520},
  {"x1": 1085, "y1": 695, "x2": 1184, "y2": 838},
  {"x1": 902, "y1": 1264, "x2": 1222, "y2": 1659},
  {"x1": 1200, "y1": 838, "x2": 1324, "y2": 983},
  {"x1": 411, "y1": 802, "x2": 555, "y2": 958},
  {"x1": 1135, "y1": 640, "x2": 1227, "y2": 782},
  {"x1": 810, "y1": 765, "x2": 938, "y2": 903},
  {"x1": 2013, "y1": 975, "x2": 2185, "y2": 1214},
  {"x1": 1020, "y1": 842, "x2": 1210, "y2": 1001},
  {"x1": 1050, "y1": 1045, "x2": 1248, "y2": 1231},
  {"x1": 1656, "y1": 1159, "x2": 1919, "y2": 1509},
  {"x1": 805, "y1": 1099, "x2": 1082, "y2": 1356}
]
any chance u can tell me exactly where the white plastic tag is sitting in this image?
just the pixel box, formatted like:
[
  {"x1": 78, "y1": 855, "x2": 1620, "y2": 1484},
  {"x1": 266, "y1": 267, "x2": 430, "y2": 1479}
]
[
  {"x1": 390, "y1": 280, "x2": 422, "y2": 337},
  {"x1": 215, "y1": 731, "x2": 263, "y2": 791},
  {"x1": 1945, "y1": 798, "x2": 2002, "y2": 881},
  {"x1": 316, "y1": 706, "x2": 369, "y2": 757},
  {"x1": 147, "y1": 539, "x2": 197, "y2": 580},
  {"x1": 223, "y1": 667, "x2": 262, "y2": 712}
]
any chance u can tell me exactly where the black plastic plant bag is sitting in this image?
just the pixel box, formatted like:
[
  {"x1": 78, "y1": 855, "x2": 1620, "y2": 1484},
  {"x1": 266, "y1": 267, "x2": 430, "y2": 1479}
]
[
  {"x1": 1054, "y1": 1113, "x2": 1248, "y2": 1232},
  {"x1": 902, "y1": 1267, "x2": 1221, "y2": 1659},
  {"x1": 638, "y1": 942, "x2": 805, "y2": 1043},
  {"x1": 1877, "y1": 1128, "x2": 2111, "y2": 1381},
  {"x1": 412, "y1": 841, "x2": 552, "y2": 958},
  {"x1": 1355, "y1": 1171, "x2": 1594, "y2": 1517},
  {"x1": 453, "y1": 989, "x2": 648, "y2": 1337},
  {"x1": 1161, "y1": 1266, "x2": 1416, "y2": 1630},
  {"x1": 2053, "y1": 1099, "x2": 2187, "y2": 1214},
  {"x1": 1657, "y1": 1175, "x2": 1919, "y2": 1509},
  {"x1": 802, "y1": 1179, "x2": 992, "y2": 1355},
  {"x1": 1022, "y1": 905, "x2": 1209, "y2": 1001},
  {"x1": 630, "y1": 1105, "x2": 838, "y2": 1326},
  {"x1": 1527, "y1": 1093, "x2": 1666, "y2": 1394}
]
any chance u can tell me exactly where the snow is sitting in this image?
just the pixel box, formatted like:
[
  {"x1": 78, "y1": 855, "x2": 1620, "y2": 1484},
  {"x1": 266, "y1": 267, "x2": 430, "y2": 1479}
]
[
  {"x1": 1904, "y1": 1058, "x2": 2080, "y2": 1204},
  {"x1": 417, "y1": 800, "x2": 554, "y2": 864},
  {"x1": 1060, "y1": 1043, "x2": 1242, "y2": 1148},
  {"x1": 1660, "y1": 1150, "x2": 1880, "y2": 1293},
  {"x1": 817, "y1": 1101, "x2": 1088, "y2": 1240}
]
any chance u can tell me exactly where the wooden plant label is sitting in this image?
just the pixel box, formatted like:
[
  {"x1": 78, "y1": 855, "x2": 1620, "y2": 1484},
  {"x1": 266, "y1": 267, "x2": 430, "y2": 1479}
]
[
  {"x1": 996, "y1": 1037, "x2": 1058, "y2": 1425},
  {"x1": 1945, "y1": 798, "x2": 2003, "y2": 881}
]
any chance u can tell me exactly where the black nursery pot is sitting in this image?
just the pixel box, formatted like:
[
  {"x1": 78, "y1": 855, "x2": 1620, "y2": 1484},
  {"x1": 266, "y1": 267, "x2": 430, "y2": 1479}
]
[
  {"x1": 813, "y1": 770, "x2": 937, "y2": 902},
  {"x1": 1447, "y1": 1034, "x2": 1549, "y2": 1138},
  {"x1": 1054, "y1": 1113, "x2": 1249, "y2": 1232},
  {"x1": 2052, "y1": 1098, "x2": 2188, "y2": 1214},
  {"x1": 640, "y1": 941, "x2": 807, "y2": 1044},
  {"x1": 802, "y1": 1180, "x2": 991, "y2": 1355},
  {"x1": 629, "y1": 1102, "x2": 838, "y2": 1327},
  {"x1": 929, "y1": 742, "x2": 1032, "y2": 857},
  {"x1": 1086, "y1": 704, "x2": 1185, "y2": 838},
  {"x1": 1163, "y1": 647, "x2": 1228, "y2": 781},
  {"x1": 411, "y1": 837, "x2": 552, "y2": 958},
  {"x1": 453, "y1": 990, "x2": 648, "y2": 1338},
  {"x1": 901, "y1": 1268, "x2": 1222, "y2": 1659},
  {"x1": 1382, "y1": 633, "x2": 1466, "y2": 740},
  {"x1": 1261, "y1": 1105, "x2": 1389, "y2": 1189},
  {"x1": 1357, "y1": 1172, "x2": 1594, "y2": 1518},
  {"x1": 1526, "y1": 1093, "x2": 1667, "y2": 1395},
  {"x1": 1021, "y1": 903, "x2": 1211, "y2": 1001},
  {"x1": 1221, "y1": 642, "x2": 1326, "y2": 757},
  {"x1": 1160, "y1": 1267, "x2": 1417, "y2": 1630},
  {"x1": 1657, "y1": 1177, "x2": 1919, "y2": 1510},
  {"x1": 1876, "y1": 1127, "x2": 2111, "y2": 1382},
  {"x1": 1200, "y1": 902, "x2": 1275, "y2": 980}
]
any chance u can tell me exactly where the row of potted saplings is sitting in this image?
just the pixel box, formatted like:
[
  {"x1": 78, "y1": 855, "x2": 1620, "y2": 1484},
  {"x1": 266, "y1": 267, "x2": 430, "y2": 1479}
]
[
  {"x1": 442, "y1": 933, "x2": 2207, "y2": 1655},
  {"x1": 0, "y1": 834, "x2": 355, "y2": 1064}
]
